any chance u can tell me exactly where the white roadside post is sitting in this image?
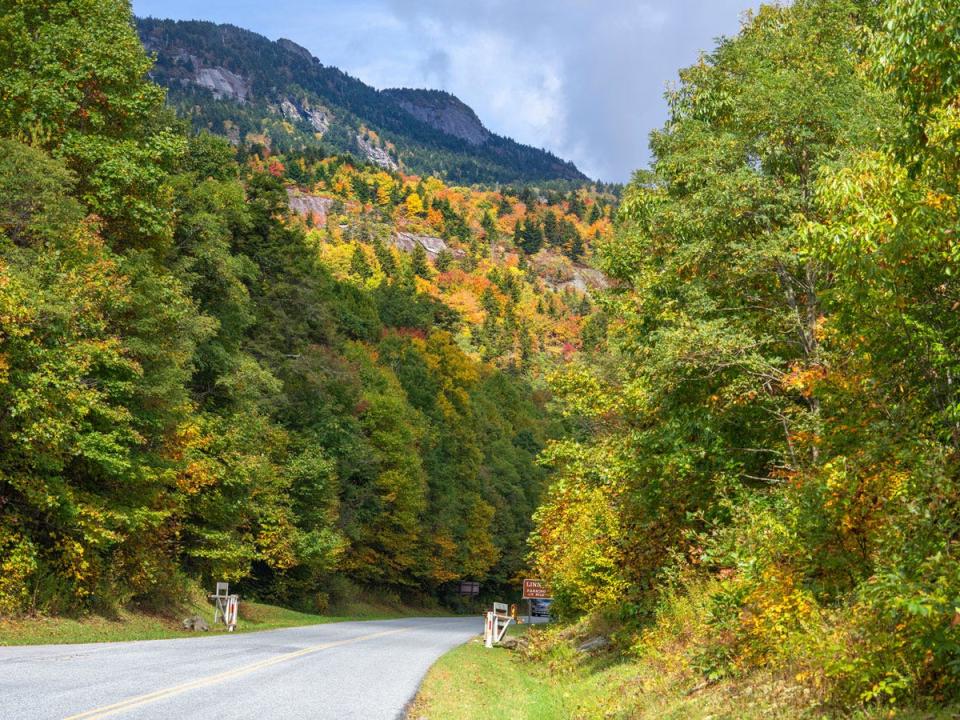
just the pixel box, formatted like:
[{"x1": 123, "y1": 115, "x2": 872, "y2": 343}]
[
  {"x1": 210, "y1": 581, "x2": 240, "y2": 632},
  {"x1": 485, "y1": 602, "x2": 513, "y2": 648},
  {"x1": 225, "y1": 595, "x2": 239, "y2": 632}
]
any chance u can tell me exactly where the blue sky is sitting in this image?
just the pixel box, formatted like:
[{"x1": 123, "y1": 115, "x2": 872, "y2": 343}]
[{"x1": 132, "y1": 0, "x2": 761, "y2": 182}]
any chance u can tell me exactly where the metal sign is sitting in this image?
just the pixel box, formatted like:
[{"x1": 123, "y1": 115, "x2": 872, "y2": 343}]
[
  {"x1": 459, "y1": 581, "x2": 480, "y2": 596},
  {"x1": 522, "y1": 578, "x2": 551, "y2": 600}
]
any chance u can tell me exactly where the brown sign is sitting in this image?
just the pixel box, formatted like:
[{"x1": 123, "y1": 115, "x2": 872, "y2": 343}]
[
  {"x1": 459, "y1": 581, "x2": 480, "y2": 596},
  {"x1": 522, "y1": 578, "x2": 551, "y2": 600}
]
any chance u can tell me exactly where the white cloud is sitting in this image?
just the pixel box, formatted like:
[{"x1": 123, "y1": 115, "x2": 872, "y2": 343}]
[
  {"x1": 376, "y1": 0, "x2": 758, "y2": 180},
  {"x1": 133, "y1": 0, "x2": 761, "y2": 181}
]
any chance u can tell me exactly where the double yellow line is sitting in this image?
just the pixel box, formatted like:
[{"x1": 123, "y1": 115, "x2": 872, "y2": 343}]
[{"x1": 64, "y1": 627, "x2": 410, "y2": 719}]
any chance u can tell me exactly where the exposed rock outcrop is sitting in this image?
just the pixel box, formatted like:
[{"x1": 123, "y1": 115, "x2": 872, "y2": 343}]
[
  {"x1": 287, "y1": 189, "x2": 336, "y2": 224},
  {"x1": 531, "y1": 250, "x2": 609, "y2": 294},
  {"x1": 304, "y1": 104, "x2": 332, "y2": 135},
  {"x1": 280, "y1": 98, "x2": 302, "y2": 122},
  {"x1": 384, "y1": 89, "x2": 490, "y2": 146},
  {"x1": 392, "y1": 232, "x2": 464, "y2": 260},
  {"x1": 278, "y1": 98, "x2": 332, "y2": 135},
  {"x1": 560, "y1": 266, "x2": 609, "y2": 293},
  {"x1": 195, "y1": 67, "x2": 249, "y2": 102},
  {"x1": 277, "y1": 37, "x2": 315, "y2": 62},
  {"x1": 356, "y1": 134, "x2": 398, "y2": 171}
]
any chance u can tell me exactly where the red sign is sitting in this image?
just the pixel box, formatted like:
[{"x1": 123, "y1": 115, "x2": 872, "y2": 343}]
[{"x1": 522, "y1": 578, "x2": 551, "y2": 600}]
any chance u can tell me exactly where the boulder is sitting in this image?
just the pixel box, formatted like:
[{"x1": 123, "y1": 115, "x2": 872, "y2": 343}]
[
  {"x1": 576, "y1": 636, "x2": 611, "y2": 654},
  {"x1": 182, "y1": 615, "x2": 210, "y2": 632}
]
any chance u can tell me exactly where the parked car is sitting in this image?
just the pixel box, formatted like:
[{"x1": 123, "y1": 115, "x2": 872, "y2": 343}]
[{"x1": 530, "y1": 599, "x2": 553, "y2": 618}]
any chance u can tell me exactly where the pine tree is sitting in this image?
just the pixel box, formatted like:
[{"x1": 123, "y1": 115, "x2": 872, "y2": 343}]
[
  {"x1": 568, "y1": 192, "x2": 586, "y2": 219},
  {"x1": 435, "y1": 249, "x2": 453, "y2": 273},
  {"x1": 350, "y1": 245, "x2": 373, "y2": 280},
  {"x1": 543, "y1": 211, "x2": 561, "y2": 246},
  {"x1": 588, "y1": 202, "x2": 603, "y2": 224},
  {"x1": 568, "y1": 233, "x2": 585, "y2": 261},
  {"x1": 519, "y1": 219, "x2": 544, "y2": 255},
  {"x1": 372, "y1": 237, "x2": 397, "y2": 277},
  {"x1": 410, "y1": 243, "x2": 431, "y2": 279}
]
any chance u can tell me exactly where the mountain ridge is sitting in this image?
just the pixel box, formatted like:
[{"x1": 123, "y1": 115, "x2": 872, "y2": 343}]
[{"x1": 137, "y1": 18, "x2": 588, "y2": 185}]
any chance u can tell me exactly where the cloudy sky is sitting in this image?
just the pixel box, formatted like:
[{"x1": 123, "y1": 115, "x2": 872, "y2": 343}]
[{"x1": 132, "y1": 0, "x2": 761, "y2": 182}]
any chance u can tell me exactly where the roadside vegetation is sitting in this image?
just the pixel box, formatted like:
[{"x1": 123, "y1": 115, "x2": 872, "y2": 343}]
[
  {"x1": 0, "y1": 581, "x2": 446, "y2": 646},
  {"x1": 526, "y1": 0, "x2": 960, "y2": 715},
  {"x1": 411, "y1": 615, "x2": 960, "y2": 720},
  {"x1": 3, "y1": 0, "x2": 960, "y2": 716}
]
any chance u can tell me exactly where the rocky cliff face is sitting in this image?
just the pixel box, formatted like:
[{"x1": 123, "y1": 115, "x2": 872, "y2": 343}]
[
  {"x1": 383, "y1": 89, "x2": 490, "y2": 146},
  {"x1": 194, "y1": 66, "x2": 249, "y2": 102},
  {"x1": 287, "y1": 189, "x2": 336, "y2": 224},
  {"x1": 356, "y1": 133, "x2": 399, "y2": 171},
  {"x1": 392, "y1": 232, "x2": 463, "y2": 260},
  {"x1": 279, "y1": 97, "x2": 333, "y2": 135}
]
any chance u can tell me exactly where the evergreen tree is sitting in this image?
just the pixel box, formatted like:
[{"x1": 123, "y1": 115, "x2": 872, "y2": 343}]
[
  {"x1": 350, "y1": 245, "x2": 373, "y2": 280},
  {"x1": 543, "y1": 211, "x2": 561, "y2": 246},
  {"x1": 372, "y1": 237, "x2": 397, "y2": 277},
  {"x1": 410, "y1": 243, "x2": 432, "y2": 279},
  {"x1": 568, "y1": 192, "x2": 586, "y2": 219},
  {"x1": 518, "y1": 218, "x2": 544, "y2": 255},
  {"x1": 587, "y1": 202, "x2": 603, "y2": 224},
  {"x1": 434, "y1": 248, "x2": 453, "y2": 273}
]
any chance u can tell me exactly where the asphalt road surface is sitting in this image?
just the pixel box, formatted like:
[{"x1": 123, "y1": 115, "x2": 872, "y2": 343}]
[{"x1": 0, "y1": 616, "x2": 482, "y2": 720}]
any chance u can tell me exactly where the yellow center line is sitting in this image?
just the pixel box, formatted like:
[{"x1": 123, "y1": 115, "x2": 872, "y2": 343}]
[{"x1": 63, "y1": 627, "x2": 411, "y2": 720}]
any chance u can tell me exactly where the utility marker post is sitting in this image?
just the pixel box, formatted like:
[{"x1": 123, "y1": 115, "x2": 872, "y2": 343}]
[
  {"x1": 484, "y1": 602, "x2": 513, "y2": 648},
  {"x1": 210, "y1": 581, "x2": 240, "y2": 632}
]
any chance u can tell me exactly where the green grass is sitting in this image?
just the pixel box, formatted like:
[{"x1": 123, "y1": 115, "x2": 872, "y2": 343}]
[
  {"x1": 0, "y1": 586, "x2": 450, "y2": 646},
  {"x1": 406, "y1": 624, "x2": 643, "y2": 720},
  {"x1": 408, "y1": 625, "x2": 565, "y2": 720}
]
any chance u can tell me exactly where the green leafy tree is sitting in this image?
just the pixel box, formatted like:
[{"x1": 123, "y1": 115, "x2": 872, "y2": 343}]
[{"x1": 0, "y1": 0, "x2": 185, "y2": 249}]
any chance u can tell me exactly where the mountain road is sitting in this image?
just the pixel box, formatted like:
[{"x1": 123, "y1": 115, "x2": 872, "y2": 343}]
[{"x1": 0, "y1": 616, "x2": 482, "y2": 720}]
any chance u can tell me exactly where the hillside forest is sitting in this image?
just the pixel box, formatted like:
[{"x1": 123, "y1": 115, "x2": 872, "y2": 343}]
[
  {"x1": 2, "y1": 0, "x2": 960, "y2": 715},
  {"x1": 0, "y1": 0, "x2": 615, "y2": 617}
]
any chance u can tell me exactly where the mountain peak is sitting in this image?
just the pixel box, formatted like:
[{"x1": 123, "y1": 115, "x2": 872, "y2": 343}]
[
  {"x1": 383, "y1": 88, "x2": 490, "y2": 147},
  {"x1": 276, "y1": 37, "x2": 315, "y2": 63}
]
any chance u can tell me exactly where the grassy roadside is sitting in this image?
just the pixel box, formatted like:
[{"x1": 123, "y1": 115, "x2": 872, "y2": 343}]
[
  {"x1": 407, "y1": 623, "x2": 662, "y2": 720},
  {"x1": 0, "y1": 586, "x2": 450, "y2": 646},
  {"x1": 407, "y1": 622, "x2": 960, "y2": 720}
]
